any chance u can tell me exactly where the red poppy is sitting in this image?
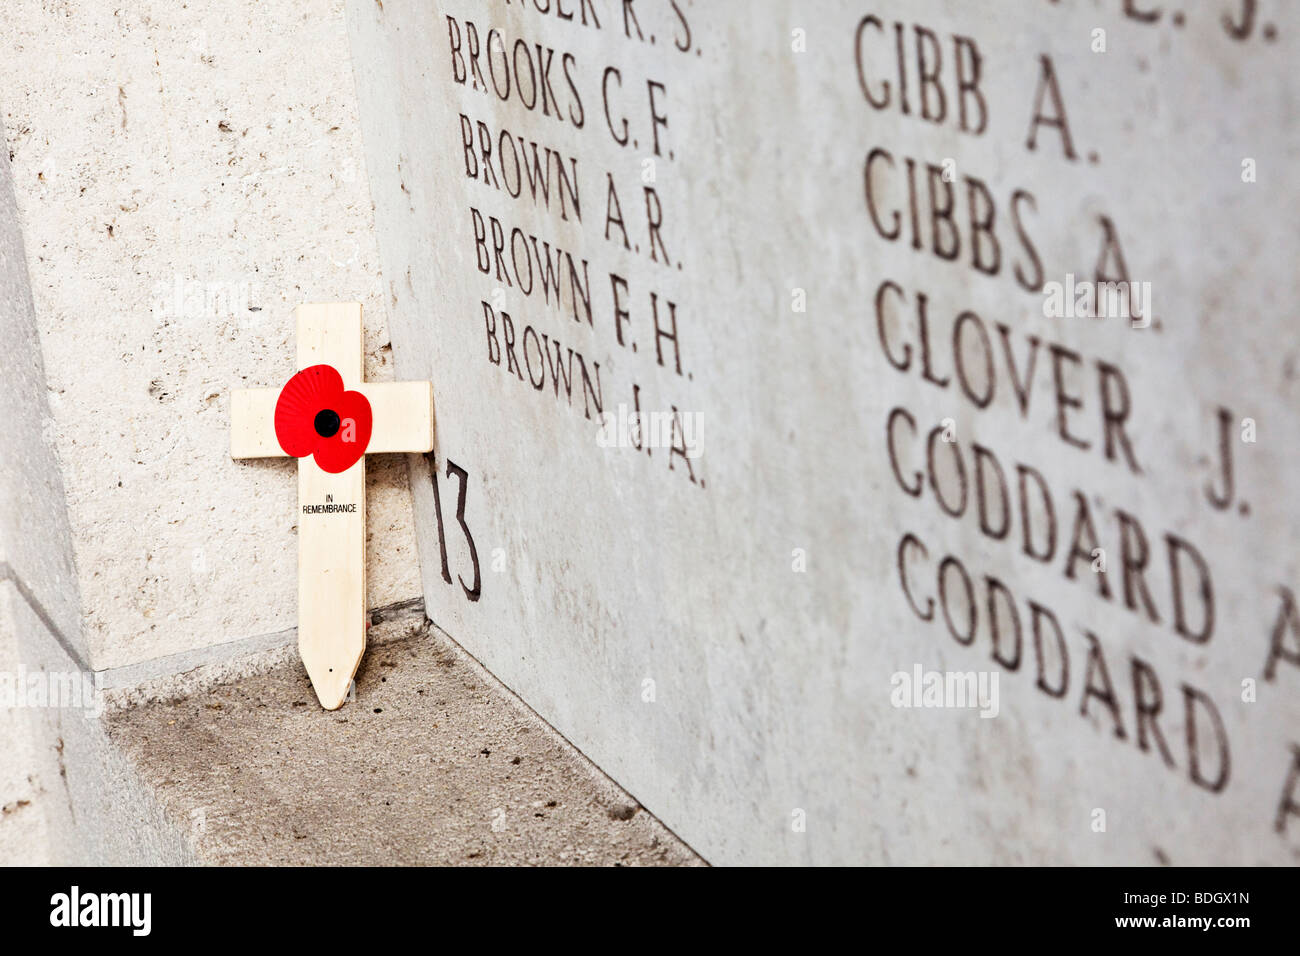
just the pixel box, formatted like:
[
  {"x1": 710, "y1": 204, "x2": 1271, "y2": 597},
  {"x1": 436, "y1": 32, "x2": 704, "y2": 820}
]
[{"x1": 274, "y1": 364, "x2": 372, "y2": 473}]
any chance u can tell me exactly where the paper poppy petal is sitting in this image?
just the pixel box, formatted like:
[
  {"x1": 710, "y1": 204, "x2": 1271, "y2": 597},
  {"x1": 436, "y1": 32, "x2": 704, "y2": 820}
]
[
  {"x1": 275, "y1": 365, "x2": 346, "y2": 457},
  {"x1": 312, "y1": 389, "x2": 372, "y2": 473}
]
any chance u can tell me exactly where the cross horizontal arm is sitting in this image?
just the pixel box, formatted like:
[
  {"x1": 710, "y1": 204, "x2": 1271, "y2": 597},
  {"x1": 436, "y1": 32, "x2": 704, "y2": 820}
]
[{"x1": 230, "y1": 381, "x2": 434, "y2": 459}]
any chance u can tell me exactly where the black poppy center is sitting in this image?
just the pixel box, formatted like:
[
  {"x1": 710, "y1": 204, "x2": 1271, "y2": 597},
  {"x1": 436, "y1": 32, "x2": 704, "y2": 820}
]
[{"x1": 314, "y1": 408, "x2": 341, "y2": 438}]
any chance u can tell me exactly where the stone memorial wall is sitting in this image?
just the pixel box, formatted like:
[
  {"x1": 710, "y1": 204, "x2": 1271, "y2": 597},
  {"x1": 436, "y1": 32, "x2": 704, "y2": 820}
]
[{"x1": 347, "y1": 0, "x2": 1300, "y2": 864}]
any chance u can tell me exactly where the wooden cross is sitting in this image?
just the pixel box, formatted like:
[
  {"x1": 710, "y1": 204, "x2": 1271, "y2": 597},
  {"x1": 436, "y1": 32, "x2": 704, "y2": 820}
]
[{"x1": 229, "y1": 303, "x2": 433, "y2": 709}]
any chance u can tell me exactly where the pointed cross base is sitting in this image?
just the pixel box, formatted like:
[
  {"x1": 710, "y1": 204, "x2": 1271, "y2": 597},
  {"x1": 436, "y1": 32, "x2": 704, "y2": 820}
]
[{"x1": 230, "y1": 303, "x2": 433, "y2": 709}]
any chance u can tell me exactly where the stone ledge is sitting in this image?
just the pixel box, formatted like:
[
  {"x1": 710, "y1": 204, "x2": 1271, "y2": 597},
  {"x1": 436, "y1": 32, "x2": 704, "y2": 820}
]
[{"x1": 103, "y1": 618, "x2": 705, "y2": 866}]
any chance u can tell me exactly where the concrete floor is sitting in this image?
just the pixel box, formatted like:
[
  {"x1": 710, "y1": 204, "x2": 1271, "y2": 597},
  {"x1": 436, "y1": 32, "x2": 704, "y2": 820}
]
[{"x1": 104, "y1": 616, "x2": 704, "y2": 866}]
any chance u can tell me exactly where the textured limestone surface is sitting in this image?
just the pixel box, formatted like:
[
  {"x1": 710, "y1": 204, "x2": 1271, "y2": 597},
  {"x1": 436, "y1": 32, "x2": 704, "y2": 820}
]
[
  {"x1": 349, "y1": 0, "x2": 1300, "y2": 865},
  {"x1": 0, "y1": 122, "x2": 82, "y2": 865},
  {"x1": 105, "y1": 616, "x2": 703, "y2": 866},
  {"x1": 0, "y1": 585, "x2": 56, "y2": 865},
  {"x1": 0, "y1": 0, "x2": 422, "y2": 671},
  {"x1": 0, "y1": 118, "x2": 80, "y2": 659},
  {"x1": 2, "y1": 575, "x2": 200, "y2": 867}
]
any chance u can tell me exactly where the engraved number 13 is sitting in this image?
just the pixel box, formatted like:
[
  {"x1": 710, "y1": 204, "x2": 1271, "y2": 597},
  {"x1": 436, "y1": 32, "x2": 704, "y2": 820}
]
[{"x1": 427, "y1": 453, "x2": 481, "y2": 603}]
